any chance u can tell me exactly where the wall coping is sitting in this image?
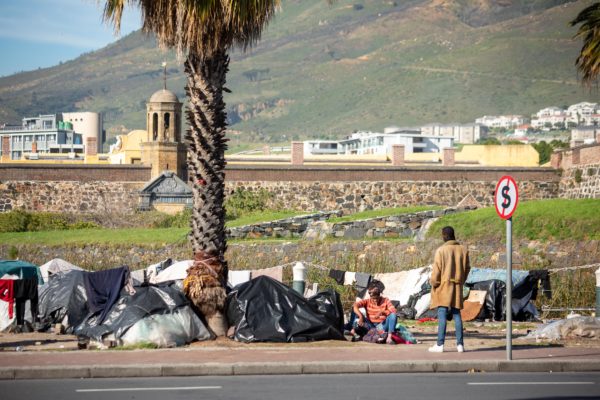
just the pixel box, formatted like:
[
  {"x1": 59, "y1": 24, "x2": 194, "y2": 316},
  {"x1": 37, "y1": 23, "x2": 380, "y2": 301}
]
[{"x1": 0, "y1": 163, "x2": 150, "y2": 171}]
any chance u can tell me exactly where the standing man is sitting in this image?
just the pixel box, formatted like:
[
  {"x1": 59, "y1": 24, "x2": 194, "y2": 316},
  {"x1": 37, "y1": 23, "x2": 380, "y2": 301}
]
[{"x1": 428, "y1": 226, "x2": 470, "y2": 353}]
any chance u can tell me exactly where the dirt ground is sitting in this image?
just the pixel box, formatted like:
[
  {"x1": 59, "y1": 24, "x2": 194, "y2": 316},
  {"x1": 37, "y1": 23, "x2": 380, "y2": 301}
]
[{"x1": 1, "y1": 321, "x2": 597, "y2": 353}]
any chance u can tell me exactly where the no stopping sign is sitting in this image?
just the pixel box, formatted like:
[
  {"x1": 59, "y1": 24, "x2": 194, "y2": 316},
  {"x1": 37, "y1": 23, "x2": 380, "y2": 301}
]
[{"x1": 494, "y1": 175, "x2": 518, "y2": 220}]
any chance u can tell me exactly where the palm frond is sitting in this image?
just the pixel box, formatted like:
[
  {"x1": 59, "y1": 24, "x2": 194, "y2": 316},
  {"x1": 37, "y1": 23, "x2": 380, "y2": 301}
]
[{"x1": 570, "y1": 2, "x2": 600, "y2": 86}]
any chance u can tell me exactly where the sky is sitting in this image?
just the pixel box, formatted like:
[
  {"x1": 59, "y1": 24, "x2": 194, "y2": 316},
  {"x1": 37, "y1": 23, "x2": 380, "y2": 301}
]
[{"x1": 0, "y1": 0, "x2": 141, "y2": 77}]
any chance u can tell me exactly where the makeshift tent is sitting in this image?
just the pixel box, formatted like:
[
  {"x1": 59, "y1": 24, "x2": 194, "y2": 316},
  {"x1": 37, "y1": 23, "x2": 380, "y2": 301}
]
[
  {"x1": 226, "y1": 276, "x2": 345, "y2": 343},
  {"x1": 0, "y1": 260, "x2": 41, "y2": 331},
  {"x1": 39, "y1": 258, "x2": 82, "y2": 284},
  {"x1": 38, "y1": 269, "x2": 212, "y2": 347},
  {"x1": 130, "y1": 258, "x2": 174, "y2": 285},
  {"x1": 76, "y1": 281, "x2": 212, "y2": 346}
]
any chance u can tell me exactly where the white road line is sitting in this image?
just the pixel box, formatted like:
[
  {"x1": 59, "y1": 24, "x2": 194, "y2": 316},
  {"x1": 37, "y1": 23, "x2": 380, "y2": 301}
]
[
  {"x1": 76, "y1": 386, "x2": 222, "y2": 392},
  {"x1": 468, "y1": 382, "x2": 595, "y2": 386}
]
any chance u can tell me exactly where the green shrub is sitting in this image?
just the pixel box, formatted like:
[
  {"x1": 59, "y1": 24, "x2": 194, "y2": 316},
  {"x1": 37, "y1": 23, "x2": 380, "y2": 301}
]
[
  {"x1": 0, "y1": 210, "x2": 31, "y2": 232},
  {"x1": 225, "y1": 188, "x2": 273, "y2": 220},
  {"x1": 69, "y1": 221, "x2": 101, "y2": 230},
  {"x1": 7, "y1": 246, "x2": 19, "y2": 260},
  {"x1": 0, "y1": 210, "x2": 101, "y2": 232},
  {"x1": 574, "y1": 169, "x2": 583, "y2": 183},
  {"x1": 27, "y1": 213, "x2": 70, "y2": 231},
  {"x1": 151, "y1": 209, "x2": 192, "y2": 228}
]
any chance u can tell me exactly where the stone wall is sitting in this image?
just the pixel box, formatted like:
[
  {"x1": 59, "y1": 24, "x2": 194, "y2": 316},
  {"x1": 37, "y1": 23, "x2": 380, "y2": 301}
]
[
  {"x1": 0, "y1": 164, "x2": 560, "y2": 215},
  {"x1": 303, "y1": 207, "x2": 472, "y2": 240},
  {"x1": 0, "y1": 181, "x2": 145, "y2": 213},
  {"x1": 227, "y1": 211, "x2": 342, "y2": 239},
  {"x1": 559, "y1": 163, "x2": 600, "y2": 199},
  {"x1": 228, "y1": 179, "x2": 558, "y2": 214}
]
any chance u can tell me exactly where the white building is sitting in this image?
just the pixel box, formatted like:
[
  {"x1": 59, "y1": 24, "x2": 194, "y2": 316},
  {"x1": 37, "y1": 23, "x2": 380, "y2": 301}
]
[
  {"x1": 304, "y1": 128, "x2": 454, "y2": 156},
  {"x1": 62, "y1": 112, "x2": 104, "y2": 153},
  {"x1": 566, "y1": 102, "x2": 599, "y2": 126},
  {"x1": 0, "y1": 114, "x2": 84, "y2": 160},
  {"x1": 421, "y1": 123, "x2": 486, "y2": 144},
  {"x1": 475, "y1": 115, "x2": 527, "y2": 129},
  {"x1": 571, "y1": 125, "x2": 599, "y2": 146}
]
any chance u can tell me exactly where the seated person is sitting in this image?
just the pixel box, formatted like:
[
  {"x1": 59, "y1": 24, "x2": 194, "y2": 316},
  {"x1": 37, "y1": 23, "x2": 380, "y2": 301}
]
[{"x1": 351, "y1": 280, "x2": 397, "y2": 344}]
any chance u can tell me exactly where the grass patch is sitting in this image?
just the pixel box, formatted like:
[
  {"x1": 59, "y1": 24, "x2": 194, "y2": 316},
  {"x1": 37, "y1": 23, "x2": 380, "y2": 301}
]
[
  {"x1": 0, "y1": 227, "x2": 190, "y2": 246},
  {"x1": 328, "y1": 206, "x2": 442, "y2": 224},
  {"x1": 428, "y1": 199, "x2": 600, "y2": 242},
  {"x1": 225, "y1": 210, "x2": 307, "y2": 228}
]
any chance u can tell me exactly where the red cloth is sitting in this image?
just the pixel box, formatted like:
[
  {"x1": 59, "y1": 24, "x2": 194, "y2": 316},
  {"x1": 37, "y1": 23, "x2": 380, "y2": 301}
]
[
  {"x1": 0, "y1": 280, "x2": 14, "y2": 319},
  {"x1": 417, "y1": 317, "x2": 437, "y2": 324}
]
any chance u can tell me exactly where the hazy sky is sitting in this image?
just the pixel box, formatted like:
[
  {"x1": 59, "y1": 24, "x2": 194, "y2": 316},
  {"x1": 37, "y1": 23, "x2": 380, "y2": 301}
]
[{"x1": 0, "y1": 0, "x2": 141, "y2": 77}]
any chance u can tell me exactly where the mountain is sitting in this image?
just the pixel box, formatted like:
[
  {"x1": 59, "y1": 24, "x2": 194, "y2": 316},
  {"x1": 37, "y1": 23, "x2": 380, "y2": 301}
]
[{"x1": 0, "y1": 0, "x2": 597, "y2": 149}]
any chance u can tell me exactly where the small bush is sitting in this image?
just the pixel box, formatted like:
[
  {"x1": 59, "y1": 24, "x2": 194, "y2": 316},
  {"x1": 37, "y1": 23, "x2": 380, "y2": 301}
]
[
  {"x1": 27, "y1": 213, "x2": 70, "y2": 231},
  {"x1": 7, "y1": 246, "x2": 19, "y2": 260},
  {"x1": 151, "y1": 209, "x2": 192, "y2": 228},
  {"x1": 588, "y1": 168, "x2": 596, "y2": 177},
  {"x1": 225, "y1": 188, "x2": 273, "y2": 220},
  {"x1": 0, "y1": 210, "x2": 101, "y2": 232},
  {"x1": 0, "y1": 210, "x2": 31, "y2": 232},
  {"x1": 574, "y1": 169, "x2": 583, "y2": 183}
]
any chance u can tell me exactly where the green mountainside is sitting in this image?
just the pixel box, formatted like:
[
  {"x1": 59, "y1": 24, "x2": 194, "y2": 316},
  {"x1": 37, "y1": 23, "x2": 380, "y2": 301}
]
[{"x1": 0, "y1": 0, "x2": 598, "y2": 148}]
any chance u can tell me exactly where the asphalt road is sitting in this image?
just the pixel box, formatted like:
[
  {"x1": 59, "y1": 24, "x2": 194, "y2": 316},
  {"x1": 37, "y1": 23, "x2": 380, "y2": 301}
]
[{"x1": 2, "y1": 372, "x2": 599, "y2": 400}]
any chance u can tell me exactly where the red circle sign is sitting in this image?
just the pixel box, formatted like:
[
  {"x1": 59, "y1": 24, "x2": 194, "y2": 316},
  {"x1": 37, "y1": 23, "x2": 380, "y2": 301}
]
[{"x1": 494, "y1": 175, "x2": 519, "y2": 220}]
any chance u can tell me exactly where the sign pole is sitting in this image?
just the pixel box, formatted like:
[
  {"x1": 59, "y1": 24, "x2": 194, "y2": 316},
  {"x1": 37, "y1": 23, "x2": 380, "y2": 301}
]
[
  {"x1": 506, "y1": 217, "x2": 512, "y2": 361},
  {"x1": 494, "y1": 175, "x2": 518, "y2": 362}
]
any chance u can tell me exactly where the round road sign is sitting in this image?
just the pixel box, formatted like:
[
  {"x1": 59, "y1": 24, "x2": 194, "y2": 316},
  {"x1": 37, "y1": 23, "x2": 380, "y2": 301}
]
[{"x1": 494, "y1": 175, "x2": 519, "y2": 220}]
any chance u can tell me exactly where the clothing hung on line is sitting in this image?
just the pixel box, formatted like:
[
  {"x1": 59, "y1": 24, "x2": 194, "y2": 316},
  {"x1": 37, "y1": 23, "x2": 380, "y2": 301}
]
[
  {"x1": 13, "y1": 277, "x2": 39, "y2": 325},
  {"x1": 0, "y1": 279, "x2": 15, "y2": 319},
  {"x1": 82, "y1": 266, "x2": 130, "y2": 325},
  {"x1": 328, "y1": 269, "x2": 345, "y2": 285}
]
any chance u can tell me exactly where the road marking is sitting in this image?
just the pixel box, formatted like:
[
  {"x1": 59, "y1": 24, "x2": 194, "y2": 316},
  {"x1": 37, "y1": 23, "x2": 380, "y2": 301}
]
[
  {"x1": 468, "y1": 382, "x2": 594, "y2": 386},
  {"x1": 76, "y1": 386, "x2": 222, "y2": 392}
]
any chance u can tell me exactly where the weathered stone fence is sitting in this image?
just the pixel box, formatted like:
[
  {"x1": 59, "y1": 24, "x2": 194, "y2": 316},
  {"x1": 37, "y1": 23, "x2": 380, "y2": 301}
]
[
  {"x1": 226, "y1": 207, "x2": 475, "y2": 240},
  {"x1": 303, "y1": 207, "x2": 474, "y2": 240},
  {"x1": 559, "y1": 162, "x2": 600, "y2": 199},
  {"x1": 226, "y1": 211, "x2": 342, "y2": 239}
]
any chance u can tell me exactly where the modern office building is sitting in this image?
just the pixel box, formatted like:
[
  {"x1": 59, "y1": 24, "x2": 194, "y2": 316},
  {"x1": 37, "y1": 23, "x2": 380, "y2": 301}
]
[
  {"x1": 0, "y1": 114, "x2": 84, "y2": 160},
  {"x1": 304, "y1": 127, "x2": 454, "y2": 156}
]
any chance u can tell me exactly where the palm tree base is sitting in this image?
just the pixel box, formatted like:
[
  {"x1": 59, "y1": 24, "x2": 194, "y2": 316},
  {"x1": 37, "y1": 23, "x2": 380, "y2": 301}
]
[{"x1": 206, "y1": 311, "x2": 228, "y2": 337}]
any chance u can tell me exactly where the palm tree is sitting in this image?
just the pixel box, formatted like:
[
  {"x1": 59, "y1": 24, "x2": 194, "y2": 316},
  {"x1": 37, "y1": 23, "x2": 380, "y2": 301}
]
[
  {"x1": 570, "y1": 2, "x2": 600, "y2": 86},
  {"x1": 102, "y1": 0, "x2": 280, "y2": 334}
]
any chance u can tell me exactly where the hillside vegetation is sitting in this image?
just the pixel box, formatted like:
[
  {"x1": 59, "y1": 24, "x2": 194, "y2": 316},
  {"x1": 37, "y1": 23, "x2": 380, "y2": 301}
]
[{"x1": 0, "y1": 0, "x2": 597, "y2": 147}]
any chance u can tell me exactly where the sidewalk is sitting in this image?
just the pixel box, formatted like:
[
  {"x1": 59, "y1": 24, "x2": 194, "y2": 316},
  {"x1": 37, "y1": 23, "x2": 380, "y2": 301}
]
[{"x1": 1, "y1": 330, "x2": 599, "y2": 379}]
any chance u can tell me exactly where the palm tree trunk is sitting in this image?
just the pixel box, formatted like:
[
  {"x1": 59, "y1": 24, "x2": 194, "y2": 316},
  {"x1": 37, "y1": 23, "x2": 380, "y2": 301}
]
[{"x1": 182, "y1": 50, "x2": 229, "y2": 334}]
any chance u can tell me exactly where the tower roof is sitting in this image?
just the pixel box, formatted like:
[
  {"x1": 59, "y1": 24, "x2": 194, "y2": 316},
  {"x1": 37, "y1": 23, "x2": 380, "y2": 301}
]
[{"x1": 149, "y1": 89, "x2": 179, "y2": 103}]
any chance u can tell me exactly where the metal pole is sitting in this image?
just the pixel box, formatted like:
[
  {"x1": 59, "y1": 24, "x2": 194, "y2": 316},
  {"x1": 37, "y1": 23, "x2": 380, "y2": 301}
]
[{"x1": 506, "y1": 217, "x2": 512, "y2": 361}]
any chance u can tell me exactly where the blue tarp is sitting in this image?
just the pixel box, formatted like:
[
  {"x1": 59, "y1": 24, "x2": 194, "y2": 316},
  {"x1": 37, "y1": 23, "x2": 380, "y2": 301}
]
[{"x1": 466, "y1": 267, "x2": 530, "y2": 287}]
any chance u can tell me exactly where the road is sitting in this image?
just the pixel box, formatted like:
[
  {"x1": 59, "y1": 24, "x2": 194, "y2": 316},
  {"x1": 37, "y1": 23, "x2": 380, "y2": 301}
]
[{"x1": 1, "y1": 372, "x2": 599, "y2": 400}]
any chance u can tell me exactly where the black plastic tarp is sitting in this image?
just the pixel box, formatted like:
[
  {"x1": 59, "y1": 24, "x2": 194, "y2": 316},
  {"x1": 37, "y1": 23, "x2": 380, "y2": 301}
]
[
  {"x1": 226, "y1": 276, "x2": 345, "y2": 343},
  {"x1": 467, "y1": 276, "x2": 542, "y2": 322},
  {"x1": 75, "y1": 281, "x2": 207, "y2": 342},
  {"x1": 38, "y1": 270, "x2": 89, "y2": 332}
]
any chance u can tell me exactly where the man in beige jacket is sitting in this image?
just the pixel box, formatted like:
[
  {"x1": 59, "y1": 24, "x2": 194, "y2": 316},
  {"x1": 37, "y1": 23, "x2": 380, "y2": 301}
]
[{"x1": 428, "y1": 226, "x2": 470, "y2": 353}]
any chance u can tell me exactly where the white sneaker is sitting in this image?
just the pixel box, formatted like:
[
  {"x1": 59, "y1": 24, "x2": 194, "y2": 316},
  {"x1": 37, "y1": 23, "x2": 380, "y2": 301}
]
[
  {"x1": 457, "y1": 344, "x2": 465, "y2": 353},
  {"x1": 428, "y1": 344, "x2": 444, "y2": 353}
]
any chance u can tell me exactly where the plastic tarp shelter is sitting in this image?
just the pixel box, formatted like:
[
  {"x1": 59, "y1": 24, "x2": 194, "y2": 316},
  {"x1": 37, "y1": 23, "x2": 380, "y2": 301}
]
[
  {"x1": 0, "y1": 260, "x2": 41, "y2": 331},
  {"x1": 226, "y1": 276, "x2": 346, "y2": 343},
  {"x1": 39, "y1": 258, "x2": 83, "y2": 284},
  {"x1": 38, "y1": 270, "x2": 211, "y2": 347}
]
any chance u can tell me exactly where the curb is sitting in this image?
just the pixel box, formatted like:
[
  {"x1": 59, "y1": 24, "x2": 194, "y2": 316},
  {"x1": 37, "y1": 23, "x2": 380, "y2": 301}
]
[{"x1": 1, "y1": 360, "x2": 600, "y2": 380}]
